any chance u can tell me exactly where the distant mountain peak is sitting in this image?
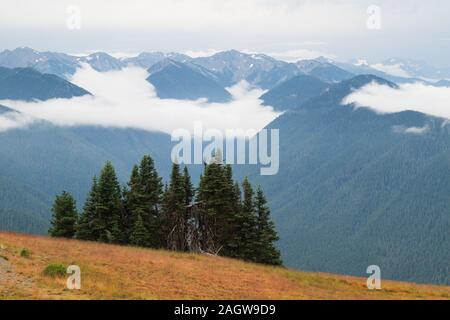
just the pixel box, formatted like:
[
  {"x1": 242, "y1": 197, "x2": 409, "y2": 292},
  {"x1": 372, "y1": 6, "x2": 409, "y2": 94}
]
[
  {"x1": 314, "y1": 56, "x2": 334, "y2": 64},
  {"x1": 124, "y1": 52, "x2": 192, "y2": 69},
  {"x1": 260, "y1": 74, "x2": 329, "y2": 111},
  {"x1": 78, "y1": 52, "x2": 124, "y2": 72},
  {"x1": 0, "y1": 104, "x2": 17, "y2": 114},
  {"x1": 345, "y1": 74, "x2": 397, "y2": 88},
  {"x1": 146, "y1": 59, "x2": 232, "y2": 103},
  {"x1": 11, "y1": 47, "x2": 39, "y2": 54},
  {"x1": 148, "y1": 58, "x2": 185, "y2": 74},
  {"x1": 296, "y1": 59, "x2": 354, "y2": 83},
  {"x1": 0, "y1": 66, "x2": 91, "y2": 101}
]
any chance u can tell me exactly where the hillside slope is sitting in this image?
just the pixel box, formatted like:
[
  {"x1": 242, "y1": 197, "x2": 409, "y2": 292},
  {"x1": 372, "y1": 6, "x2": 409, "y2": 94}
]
[
  {"x1": 260, "y1": 75, "x2": 329, "y2": 110},
  {"x1": 237, "y1": 75, "x2": 450, "y2": 285},
  {"x1": 0, "y1": 124, "x2": 174, "y2": 234},
  {"x1": 0, "y1": 232, "x2": 449, "y2": 300},
  {"x1": 0, "y1": 67, "x2": 90, "y2": 101}
]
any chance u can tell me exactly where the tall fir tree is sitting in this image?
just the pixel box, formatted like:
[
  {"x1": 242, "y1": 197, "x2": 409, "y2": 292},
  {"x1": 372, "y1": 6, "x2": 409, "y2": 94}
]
[
  {"x1": 95, "y1": 161, "x2": 123, "y2": 243},
  {"x1": 162, "y1": 161, "x2": 187, "y2": 251},
  {"x1": 49, "y1": 191, "x2": 78, "y2": 238},
  {"x1": 196, "y1": 151, "x2": 238, "y2": 254},
  {"x1": 223, "y1": 181, "x2": 243, "y2": 258},
  {"x1": 183, "y1": 166, "x2": 194, "y2": 206},
  {"x1": 233, "y1": 182, "x2": 242, "y2": 213},
  {"x1": 138, "y1": 155, "x2": 163, "y2": 247},
  {"x1": 130, "y1": 213, "x2": 149, "y2": 247},
  {"x1": 196, "y1": 161, "x2": 227, "y2": 253},
  {"x1": 220, "y1": 165, "x2": 242, "y2": 257},
  {"x1": 121, "y1": 165, "x2": 141, "y2": 243},
  {"x1": 76, "y1": 177, "x2": 98, "y2": 240},
  {"x1": 255, "y1": 186, "x2": 282, "y2": 266},
  {"x1": 238, "y1": 177, "x2": 259, "y2": 262}
]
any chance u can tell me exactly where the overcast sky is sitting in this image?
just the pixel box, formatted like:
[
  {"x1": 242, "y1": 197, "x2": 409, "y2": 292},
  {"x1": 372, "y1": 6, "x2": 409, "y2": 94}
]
[{"x1": 1, "y1": 0, "x2": 449, "y2": 66}]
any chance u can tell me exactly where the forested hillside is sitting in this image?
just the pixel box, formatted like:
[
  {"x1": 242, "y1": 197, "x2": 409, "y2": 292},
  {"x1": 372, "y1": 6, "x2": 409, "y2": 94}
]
[
  {"x1": 0, "y1": 123, "x2": 174, "y2": 233},
  {"x1": 237, "y1": 75, "x2": 450, "y2": 285}
]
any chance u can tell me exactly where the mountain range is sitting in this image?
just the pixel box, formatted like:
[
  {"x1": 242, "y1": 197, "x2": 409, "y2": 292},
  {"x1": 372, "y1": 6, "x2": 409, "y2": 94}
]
[
  {"x1": 0, "y1": 47, "x2": 449, "y2": 285},
  {"x1": 1, "y1": 47, "x2": 448, "y2": 102},
  {"x1": 2, "y1": 47, "x2": 448, "y2": 84}
]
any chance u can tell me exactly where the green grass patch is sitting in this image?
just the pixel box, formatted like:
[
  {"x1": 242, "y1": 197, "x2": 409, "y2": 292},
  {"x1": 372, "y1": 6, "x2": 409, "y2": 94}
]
[
  {"x1": 43, "y1": 263, "x2": 67, "y2": 277},
  {"x1": 20, "y1": 248, "x2": 31, "y2": 258}
]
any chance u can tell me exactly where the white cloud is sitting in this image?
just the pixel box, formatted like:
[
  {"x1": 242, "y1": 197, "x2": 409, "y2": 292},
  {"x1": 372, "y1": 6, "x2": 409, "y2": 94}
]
[
  {"x1": 70, "y1": 51, "x2": 141, "y2": 59},
  {"x1": 371, "y1": 63, "x2": 412, "y2": 78},
  {"x1": 268, "y1": 49, "x2": 337, "y2": 63},
  {"x1": 0, "y1": 0, "x2": 363, "y2": 36},
  {"x1": 183, "y1": 49, "x2": 220, "y2": 58},
  {"x1": 392, "y1": 125, "x2": 430, "y2": 135},
  {"x1": 0, "y1": 65, "x2": 281, "y2": 135},
  {"x1": 342, "y1": 82, "x2": 450, "y2": 120},
  {"x1": 0, "y1": 111, "x2": 34, "y2": 132},
  {"x1": 2, "y1": 1, "x2": 450, "y2": 67}
]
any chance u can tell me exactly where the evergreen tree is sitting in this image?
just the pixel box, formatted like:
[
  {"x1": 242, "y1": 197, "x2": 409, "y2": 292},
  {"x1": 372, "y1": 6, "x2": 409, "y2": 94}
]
[
  {"x1": 255, "y1": 186, "x2": 282, "y2": 266},
  {"x1": 138, "y1": 155, "x2": 163, "y2": 247},
  {"x1": 95, "y1": 161, "x2": 123, "y2": 243},
  {"x1": 162, "y1": 161, "x2": 187, "y2": 250},
  {"x1": 183, "y1": 166, "x2": 194, "y2": 206},
  {"x1": 220, "y1": 165, "x2": 242, "y2": 257},
  {"x1": 49, "y1": 191, "x2": 78, "y2": 238},
  {"x1": 76, "y1": 177, "x2": 98, "y2": 240},
  {"x1": 233, "y1": 182, "x2": 242, "y2": 213},
  {"x1": 224, "y1": 181, "x2": 243, "y2": 257},
  {"x1": 121, "y1": 165, "x2": 141, "y2": 243},
  {"x1": 196, "y1": 160, "x2": 230, "y2": 253},
  {"x1": 160, "y1": 182, "x2": 170, "y2": 246},
  {"x1": 48, "y1": 155, "x2": 282, "y2": 267},
  {"x1": 238, "y1": 177, "x2": 259, "y2": 261},
  {"x1": 129, "y1": 213, "x2": 149, "y2": 247},
  {"x1": 196, "y1": 153, "x2": 241, "y2": 254}
]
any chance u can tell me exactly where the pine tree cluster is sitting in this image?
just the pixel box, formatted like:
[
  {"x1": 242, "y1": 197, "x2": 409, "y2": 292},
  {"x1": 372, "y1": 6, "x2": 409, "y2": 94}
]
[{"x1": 49, "y1": 155, "x2": 282, "y2": 266}]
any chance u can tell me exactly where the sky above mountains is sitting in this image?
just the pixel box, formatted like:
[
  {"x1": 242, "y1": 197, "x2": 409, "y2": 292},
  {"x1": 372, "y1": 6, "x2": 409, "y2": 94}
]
[{"x1": 1, "y1": 0, "x2": 449, "y2": 67}]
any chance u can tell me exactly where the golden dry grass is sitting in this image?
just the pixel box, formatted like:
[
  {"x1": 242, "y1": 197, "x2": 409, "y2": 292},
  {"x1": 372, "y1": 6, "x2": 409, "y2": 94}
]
[{"x1": 0, "y1": 231, "x2": 449, "y2": 300}]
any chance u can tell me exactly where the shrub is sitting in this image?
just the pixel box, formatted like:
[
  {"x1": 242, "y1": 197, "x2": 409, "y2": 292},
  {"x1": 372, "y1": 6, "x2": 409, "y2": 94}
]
[
  {"x1": 43, "y1": 263, "x2": 67, "y2": 277},
  {"x1": 20, "y1": 248, "x2": 31, "y2": 258}
]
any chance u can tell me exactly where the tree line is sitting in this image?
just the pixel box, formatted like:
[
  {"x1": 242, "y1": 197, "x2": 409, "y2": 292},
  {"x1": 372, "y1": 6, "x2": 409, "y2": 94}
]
[{"x1": 49, "y1": 154, "x2": 282, "y2": 266}]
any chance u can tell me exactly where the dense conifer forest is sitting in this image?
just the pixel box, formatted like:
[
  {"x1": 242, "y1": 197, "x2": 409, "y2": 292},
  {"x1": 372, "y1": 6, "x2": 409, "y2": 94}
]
[{"x1": 49, "y1": 154, "x2": 281, "y2": 266}]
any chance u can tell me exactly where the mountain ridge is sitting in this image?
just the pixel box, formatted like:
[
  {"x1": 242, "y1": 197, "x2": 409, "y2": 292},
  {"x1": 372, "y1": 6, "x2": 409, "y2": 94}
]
[
  {"x1": 236, "y1": 74, "x2": 450, "y2": 285},
  {"x1": 147, "y1": 59, "x2": 232, "y2": 102},
  {"x1": 0, "y1": 67, "x2": 90, "y2": 101}
]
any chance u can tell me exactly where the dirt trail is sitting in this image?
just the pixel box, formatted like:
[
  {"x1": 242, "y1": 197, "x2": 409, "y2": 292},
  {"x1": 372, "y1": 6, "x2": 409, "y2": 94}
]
[{"x1": 0, "y1": 255, "x2": 33, "y2": 298}]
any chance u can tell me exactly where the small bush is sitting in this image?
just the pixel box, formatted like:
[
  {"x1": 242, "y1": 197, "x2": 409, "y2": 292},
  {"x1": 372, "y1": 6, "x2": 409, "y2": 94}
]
[
  {"x1": 20, "y1": 248, "x2": 31, "y2": 258},
  {"x1": 43, "y1": 263, "x2": 67, "y2": 277}
]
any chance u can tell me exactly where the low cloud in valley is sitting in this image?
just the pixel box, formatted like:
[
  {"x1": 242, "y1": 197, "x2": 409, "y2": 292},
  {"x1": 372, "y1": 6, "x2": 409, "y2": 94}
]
[
  {"x1": 343, "y1": 82, "x2": 450, "y2": 120},
  {"x1": 0, "y1": 65, "x2": 281, "y2": 135}
]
